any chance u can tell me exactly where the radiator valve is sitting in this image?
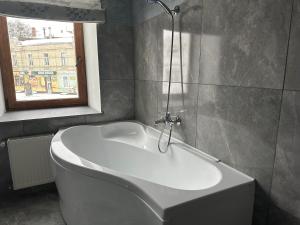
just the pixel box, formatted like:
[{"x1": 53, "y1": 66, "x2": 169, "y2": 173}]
[{"x1": 0, "y1": 141, "x2": 6, "y2": 149}]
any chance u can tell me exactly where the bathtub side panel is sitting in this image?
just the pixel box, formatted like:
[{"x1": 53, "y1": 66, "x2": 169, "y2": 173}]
[
  {"x1": 168, "y1": 182, "x2": 255, "y2": 225},
  {"x1": 53, "y1": 161, "x2": 164, "y2": 225}
]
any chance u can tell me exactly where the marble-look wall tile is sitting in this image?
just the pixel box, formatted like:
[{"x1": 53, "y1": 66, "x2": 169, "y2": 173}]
[
  {"x1": 0, "y1": 122, "x2": 23, "y2": 142},
  {"x1": 95, "y1": 80, "x2": 134, "y2": 122},
  {"x1": 199, "y1": 0, "x2": 291, "y2": 89},
  {"x1": 98, "y1": 25, "x2": 134, "y2": 80},
  {"x1": 196, "y1": 85, "x2": 282, "y2": 225},
  {"x1": 157, "y1": 82, "x2": 198, "y2": 146},
  {"x1": 0, "y1": 145, "x2": 12, "y2": 197},
  {"x1": 196, "y1": 85, "x2": 281, "y2": 190},
  {"x1": 134, "y1": 0, "x2": 203, "y2": 83},
  {"x1": 285, "y1": 0, "x2": 300, "y2": 91},
  {"x1": 156, "y1": 0, "x2": 202, "y2": 83},
  {"x1": 269, "y1": 91, "x2": 300, "y2": 225},
  {"x1": 133, "y1": 0, "x2": 186, "y2": 25},
  {"x1": 134, "y1": 18, "x2": 160, "y2": 81},
  {"x1": 135, "y1": 80, "x2": 158, "y2": 126},
  {"x1": 22, "y1": 116, "x2": 86, "y2": 136},
  {"x1": 102, "y1": 0, "x2": 133, "y2": 26},
  {"x1": 22, "y1": 119, "x2": 55, "y2": 136},
  {"x1": 268, "y1": 204, "x2": 300, "y2": 225}
]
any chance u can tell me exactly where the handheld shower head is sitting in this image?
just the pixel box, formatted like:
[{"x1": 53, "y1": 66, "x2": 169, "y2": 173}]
[{"x1": 146, "y1": 0, "x2": 174, "y2": 16}]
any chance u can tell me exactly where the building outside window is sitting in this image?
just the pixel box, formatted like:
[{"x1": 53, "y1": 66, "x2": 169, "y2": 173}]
[
  {"x1": 61, "y1": 52, "x2": 66, "y2": 66},
  {"x1": 63, "y1": 76, "x2": 68, "y2": 87},
  {"x1": 12, "y1": 54, "x2": 17, "y2": 67},
  {"x1": 44, "y1": 53, "x2": 49, "y2": 66},
  {"x1": 28, "y1": 53, "x2": 33, "y2": 66},
  {"x1": 15, "y1": 76, "x2": 21, "y2": 86},
  {"x1": 0, "y1": 16, "x2": 88, "y2": 111}
]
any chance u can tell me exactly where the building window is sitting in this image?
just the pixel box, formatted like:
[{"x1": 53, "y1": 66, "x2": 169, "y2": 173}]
[
  {"x1": 44, "y1": 53, "x2": 49, "y2": 66},
  {"x1": 61, "y1": 52, "x2": 66, "y2": 66},
  {"x1": 12, "y1": 54, "x2": 17, "y2": 67},
  {"x1": 63, "y1": 76, "x2": 69, "y2": 87},
  {"x1": 15, "y1": 76, "x2": 21, "y2": 86},
  {"x1": 0, "y1": 16, "x2": 88, "y2": 111},
  {"x1": 28, "y1": 53, "x2": 33, "y2": 66}
]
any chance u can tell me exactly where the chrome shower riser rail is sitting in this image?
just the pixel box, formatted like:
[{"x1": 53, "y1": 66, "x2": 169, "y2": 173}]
[{"x1": 147, "y1": 0, "x2": 181, "y2": 153}]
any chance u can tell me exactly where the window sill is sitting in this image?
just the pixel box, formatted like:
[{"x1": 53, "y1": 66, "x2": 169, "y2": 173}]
[{"x1": 0, "y1": 106, "x2": 103, "y2": 123}]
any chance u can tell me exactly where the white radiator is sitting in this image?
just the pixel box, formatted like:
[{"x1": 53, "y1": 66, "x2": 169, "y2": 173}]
[{"x1": 7, "y1": 134, "x2": 54, "y2": 190}]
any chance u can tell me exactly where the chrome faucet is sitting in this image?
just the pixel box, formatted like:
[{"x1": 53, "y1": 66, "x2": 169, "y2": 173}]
[{"x1": 155, "y1": 112, "x2": 182, "y2": 127}]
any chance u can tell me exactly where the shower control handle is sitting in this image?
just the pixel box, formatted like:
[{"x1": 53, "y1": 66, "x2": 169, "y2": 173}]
[
  {"x1": 173, "y1": 115, "x2": 182, "y2": 126},
  {"x1": 155, "y1": 112, "x2": 182, "y2": 126}
]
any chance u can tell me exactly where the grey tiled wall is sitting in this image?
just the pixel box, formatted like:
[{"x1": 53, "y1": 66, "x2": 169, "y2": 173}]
[
  {"x1": 0, "y1": 0, "x2": 134, "y2": 196},
  {"x1": 269, "y1": 0, "x2": 300, "y2": 224},
  {"x1": 269, "y1": 91, "x2": 300, "y2": 225},
  {"x1": 133, "y1": 0, "x2": 299, "y2": 224}
]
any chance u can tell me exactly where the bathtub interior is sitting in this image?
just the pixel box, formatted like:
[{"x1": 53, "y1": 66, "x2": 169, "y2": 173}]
[{"x1": 55, "y1": 122, "x2": 222, "y2": 191}]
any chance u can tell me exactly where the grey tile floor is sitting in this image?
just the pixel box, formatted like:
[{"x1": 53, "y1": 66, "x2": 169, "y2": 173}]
[{"x1": 0, "y1": 189, "x2": 65, "y2": 225}]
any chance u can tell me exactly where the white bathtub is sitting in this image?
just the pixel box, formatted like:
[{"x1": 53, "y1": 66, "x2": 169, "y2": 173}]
[{"x1": 50, "y1": 121, "x2": 254, "y2": 225}]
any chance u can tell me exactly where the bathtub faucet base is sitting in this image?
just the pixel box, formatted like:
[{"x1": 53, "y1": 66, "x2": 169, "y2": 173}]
[
  {"x1": 155, "y1": 112, "x2": 182, "y2": 153},
  {"x1": 155, "y1": 112, "x2": 182, "y2": 127}
]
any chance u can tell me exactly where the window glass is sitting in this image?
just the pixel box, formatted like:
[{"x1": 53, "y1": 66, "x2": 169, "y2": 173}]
[
  {"x1": 7, "y1": 17, "x2": 79, "y2": 101},
  {"x1": 12, "y1": 54, "x2": 17, "y2": 67},
  {"x1": 28, "y1": 53, "x2": 33, "y2": 66},
  {"x1": 61, "y1": 52, "x2": 67, "y2": 66}
]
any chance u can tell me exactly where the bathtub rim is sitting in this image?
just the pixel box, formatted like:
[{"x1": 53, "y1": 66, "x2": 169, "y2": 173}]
[{"x1": 51, "y1": 120, "x2": 255, "y2": 220}]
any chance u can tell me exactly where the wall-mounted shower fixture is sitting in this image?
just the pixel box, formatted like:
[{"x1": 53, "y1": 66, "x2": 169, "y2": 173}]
[
  {"x1": 147, "y1": 0, "x2": 180, "y2": 15},
  {"x1": 147, "y1": 0, "x2": 181, "y2": 153}
]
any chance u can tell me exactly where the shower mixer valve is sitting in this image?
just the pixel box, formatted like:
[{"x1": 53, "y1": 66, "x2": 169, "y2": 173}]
[{"x1": 155, "y1": 112, "x2": 182, "y2": 127}]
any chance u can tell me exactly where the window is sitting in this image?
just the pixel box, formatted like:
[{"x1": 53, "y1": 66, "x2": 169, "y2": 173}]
[
  {"x1": 0, "y1": 16, "x2": 87, "y2": 111},
  {"x1": 12, "y1": 54, "x2": 17, "y2": 67},
  {"x1": 61, "y1": 52, "x2": 66, "y2": 66},
  {"x1": 44, "y1": 53, "x2": 49, "y2": 66},
  {"x1": 63, "y1": 76, "x2": 69, "y2": 87},
  {"x1": 28, "y1": 53, "x2": 33, "y2": 66}
]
